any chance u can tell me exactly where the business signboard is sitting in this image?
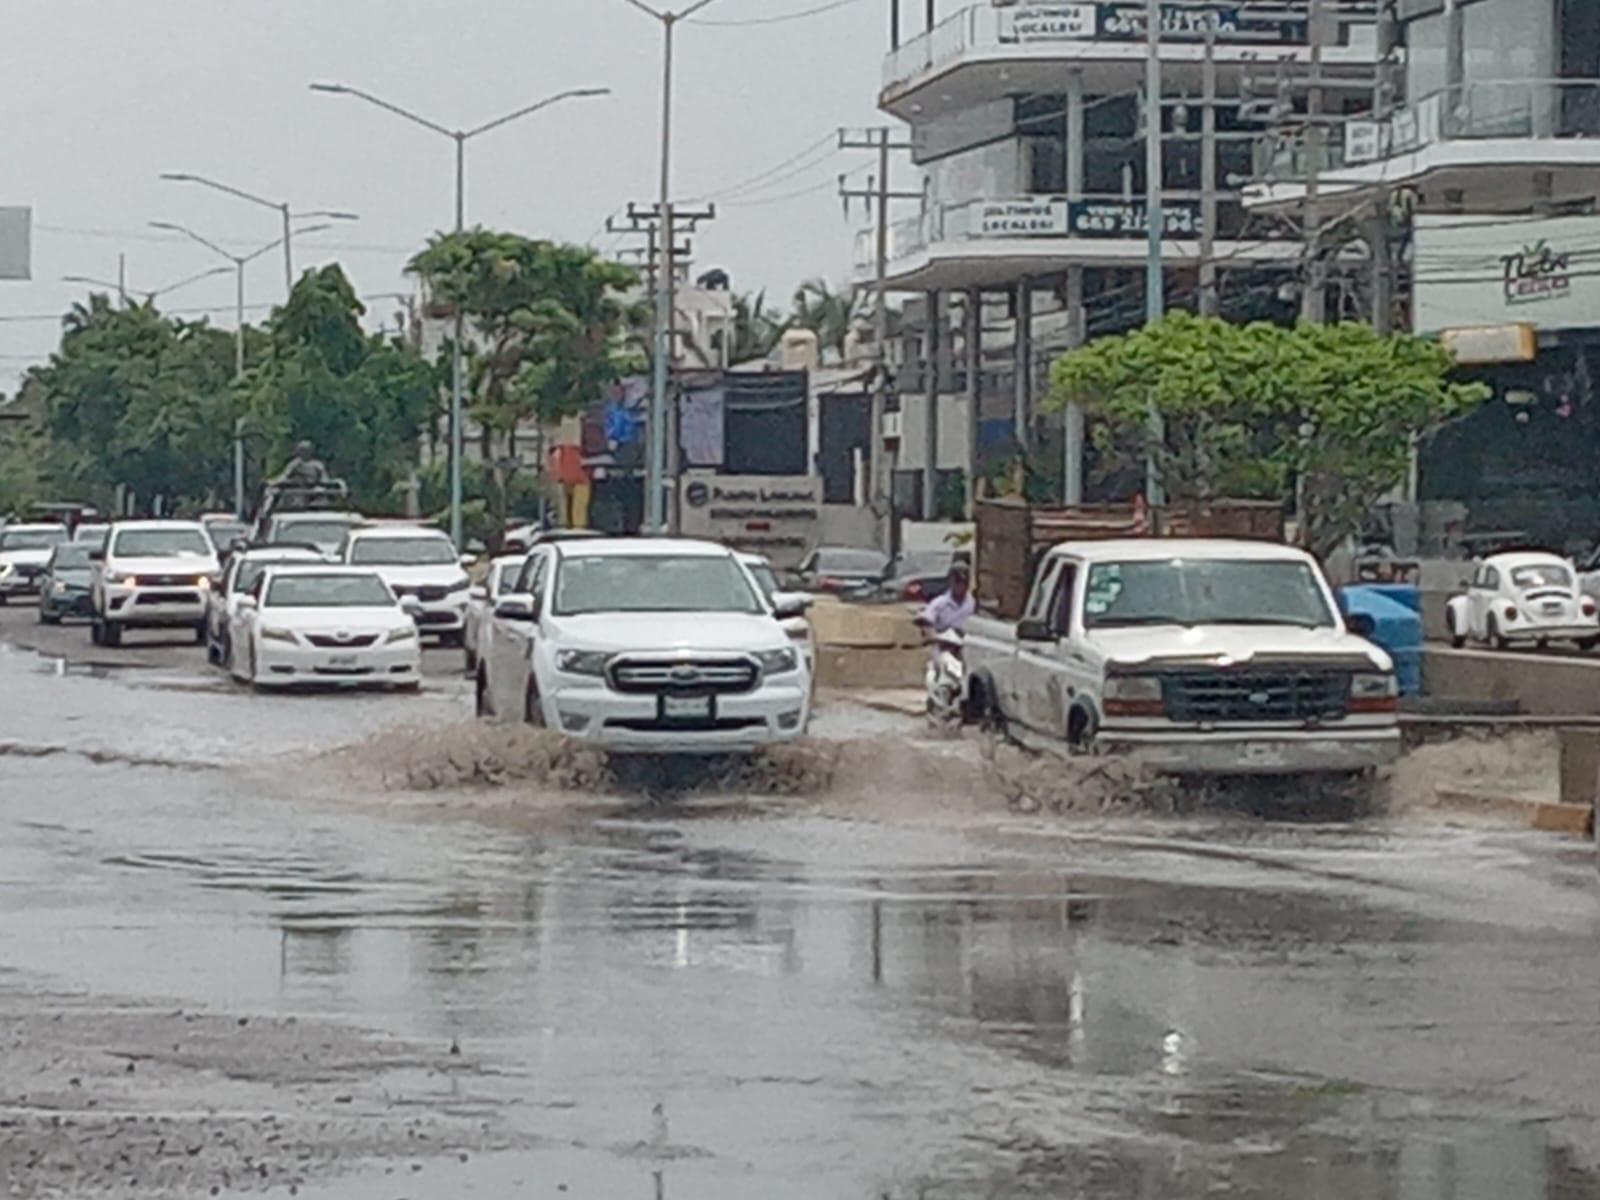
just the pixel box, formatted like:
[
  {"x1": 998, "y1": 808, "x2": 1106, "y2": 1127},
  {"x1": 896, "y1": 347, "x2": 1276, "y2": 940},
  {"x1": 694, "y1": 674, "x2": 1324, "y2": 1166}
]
[
  {"x1": 0, "y1": 208, "x2": 31, "y2": 281},
  {"x1": 997, "y1": 3, "x2": 1096, "y2": 42},
  {"x1": 678, "y1": 474, "x2": 821, "y2": 568},
  {"x1": 997, "y1": 2, "x2": 1304, "y2": 44},
  {"x1": 1413, "y1": 214, "x2": 1600, "y2": 336},
  {"x1": 1068, "y1": 199, "x2": 1202, "y2": 238},
  {"x1": 979, "y1": 198, "x2": 1069, "y2": 236}
]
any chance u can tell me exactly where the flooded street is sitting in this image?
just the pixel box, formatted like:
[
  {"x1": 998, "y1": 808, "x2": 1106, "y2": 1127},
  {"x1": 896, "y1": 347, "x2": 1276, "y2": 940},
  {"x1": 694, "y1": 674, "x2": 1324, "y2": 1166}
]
[{"x1": 1, "y1": 613, "x2": 1598, "y2": 1198}]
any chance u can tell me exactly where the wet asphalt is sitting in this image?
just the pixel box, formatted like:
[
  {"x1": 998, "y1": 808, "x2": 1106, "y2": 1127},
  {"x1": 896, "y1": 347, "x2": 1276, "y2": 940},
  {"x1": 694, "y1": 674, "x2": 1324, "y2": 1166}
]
[{"x1": 0, "y1": 604, "x2": 1598, "y2": 1198}]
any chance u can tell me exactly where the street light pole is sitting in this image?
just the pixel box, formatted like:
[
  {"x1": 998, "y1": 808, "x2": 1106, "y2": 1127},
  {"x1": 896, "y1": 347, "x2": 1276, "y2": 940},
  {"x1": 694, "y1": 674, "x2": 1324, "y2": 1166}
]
[
  {"x1": 310, "y1": 82, "x2": 610, "y2": 550},
  {"x1": 1143, "y1": 0, "x2": 1166, "y2": 509},
  {"x1": 63, "y1": 265, "x2": 231, "y2": 306},
  {"x1": 619, "y1": 0, "x2": 721, "y2": 534}
]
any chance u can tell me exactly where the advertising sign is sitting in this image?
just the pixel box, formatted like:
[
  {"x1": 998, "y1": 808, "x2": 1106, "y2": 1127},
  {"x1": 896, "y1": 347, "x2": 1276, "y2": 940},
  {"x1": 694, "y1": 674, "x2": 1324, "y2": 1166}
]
[
  {"x1": 997, "y1": 3, "x2": 1097, "y2": 43},
  {"x1": 678, "y1": 474, "x2": 821, "y2": 568},
  {"x1": 1414, "y1": 215, "x2": 1600, "y2": 335},
  {"x1": 1068, "y1": 199, "x2": 1202, "y2": 238},
  {"x1": 1096, "y1": 3, "x2": 1306, "y2": 43},
  {"x1": 979, "y1": 198, "x2": 1069, "y2": 236}
]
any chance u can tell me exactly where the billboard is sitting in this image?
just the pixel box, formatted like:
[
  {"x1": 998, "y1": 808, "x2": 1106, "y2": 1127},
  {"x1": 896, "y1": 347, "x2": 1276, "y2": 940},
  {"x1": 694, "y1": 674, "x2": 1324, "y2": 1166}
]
[
  {"x1": 1413, "y1": 214, "x2": 1600, "y2": 336},
  {"x1": 0, "y1": 207, "x2": 30, "y2": 281},
  {"x1": 678, "y1": 474, "x2": 821, "y2": 567},
  {"x1": 997, "y1": 3, "x2": 1307, "y2": 45}
]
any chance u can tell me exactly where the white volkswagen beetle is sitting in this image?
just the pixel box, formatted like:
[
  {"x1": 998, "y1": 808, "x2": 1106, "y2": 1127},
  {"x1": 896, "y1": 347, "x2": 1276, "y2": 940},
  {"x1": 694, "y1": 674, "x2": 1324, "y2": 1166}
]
[{"x1": 1446, "y1": 551, "x2": 1599, "y2": 650}]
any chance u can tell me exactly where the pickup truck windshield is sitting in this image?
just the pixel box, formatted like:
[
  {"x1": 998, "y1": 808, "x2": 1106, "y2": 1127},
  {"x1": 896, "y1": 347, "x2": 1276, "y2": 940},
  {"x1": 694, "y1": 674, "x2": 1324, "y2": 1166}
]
[
  {"x1": 554, "y1": 555, "x2": 763, "y2": 616},
  {"x1": 265, "y1": 573, "x2": 393, "y2": 608},
  {"x1": 273, "y1": 519, "x2": 357, "y2": 552},
  {"x1": 0, "y1": 529, "x2": 67, "y2": 551},
  {"x1": 111, "y1": 529, "x2": 213, "y2": 558},
  {"x1": 1083, "y1": 559, "x2": 1335, "y2": 630},
  {"x1": 350, "y1": 537, "x2": 455, "y2": 566}
]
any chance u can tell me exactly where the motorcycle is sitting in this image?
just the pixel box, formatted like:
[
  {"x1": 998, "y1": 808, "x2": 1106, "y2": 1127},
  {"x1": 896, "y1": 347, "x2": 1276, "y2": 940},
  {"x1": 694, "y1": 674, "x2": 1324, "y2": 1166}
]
[{"x1": 924, "y1": 627, "x2": 968, "y2": 732}]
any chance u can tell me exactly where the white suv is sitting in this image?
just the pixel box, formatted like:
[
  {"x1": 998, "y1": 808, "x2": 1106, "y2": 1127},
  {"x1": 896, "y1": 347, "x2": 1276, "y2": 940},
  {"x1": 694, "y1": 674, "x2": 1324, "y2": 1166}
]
[
  {"x1": 477, "y1": 538, "x2": 813, "y2": 753},
  {"x1": 338, "y1": 526, "x2": 470, "y2": 642},
  {"x1": 0, "y1": 523, "x2": 70, "y2": 603},
  {"x1": 91, "y1": 521, "x2": 220, "y2": 648}
]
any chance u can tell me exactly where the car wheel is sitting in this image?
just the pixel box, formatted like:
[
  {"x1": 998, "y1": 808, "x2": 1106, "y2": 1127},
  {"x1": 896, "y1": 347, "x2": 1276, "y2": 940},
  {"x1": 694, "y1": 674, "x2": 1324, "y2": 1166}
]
[
  {"x1": 464, "y1": 646, "x2": 477, "y2": 676},
  {"x1": 38, "y1": 607, "x2": 59, "y2": 626},
  {"x1": 101, "y1": 620, "x2": 122, "y2": 648},
  {"x1": 1446, "y1": 610, "x2": 1466, "y2": 650},
  {"x1": 523, "y1": 679, "x2": 546, "y2": 728},
  {"x1": 440, "y1": 630, "x2": 464, "y2": 649},
  {"x1": 475, "y1": 668, "x2": 495, "y2": 720},
  {"x1": 0, "y1": 594, "x2": 8, "y2": 607},
  {"x1": 1578, "y1": 636, "x2": 1600, "y2": 652},
  {"x1": 90, "y1": 617, "x2": 104, "y2": 646},
  {"x1": 1067, "y1": 705, "x2": 1098, "y2": 756},
  {"x1": 193, "y1": 622, "x2": 207, "y2": 646},
  {"x1": 1487, "y1": 614, "x2": 1509, "y2": 651}
]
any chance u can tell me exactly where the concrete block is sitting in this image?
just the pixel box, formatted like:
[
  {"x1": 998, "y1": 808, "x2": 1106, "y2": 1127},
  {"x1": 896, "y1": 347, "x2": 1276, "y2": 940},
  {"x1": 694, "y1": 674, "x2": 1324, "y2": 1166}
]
[
  {"x1": 1532, "y1": 802, "x2": 1594, "y2": 837},
  {"x1": 1423, "y1": 648, "x2": 1600, "y2": 716},
  {"x1": 814, "y1": 645, "x2": 924, "y2": 689},
  {"x1": 809, "y1": 599, "x2": 920, "y2": 649},
  {"x1": 1558, "y1": 728, "x2": 1600, "y2": 810}
]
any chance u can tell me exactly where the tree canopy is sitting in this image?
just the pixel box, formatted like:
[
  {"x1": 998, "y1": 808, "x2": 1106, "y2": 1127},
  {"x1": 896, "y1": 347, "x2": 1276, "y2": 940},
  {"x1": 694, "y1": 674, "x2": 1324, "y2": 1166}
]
[{"x1": 1047, "y1": 312, "x2": 1490, "y2": 557}]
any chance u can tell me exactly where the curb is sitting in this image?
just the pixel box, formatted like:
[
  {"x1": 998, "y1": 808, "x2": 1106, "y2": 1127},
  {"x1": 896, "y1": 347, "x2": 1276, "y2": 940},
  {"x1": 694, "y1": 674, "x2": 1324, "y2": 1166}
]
[{"x1": 1432, "y1": 788, "x2": 1594, "y2": 838}]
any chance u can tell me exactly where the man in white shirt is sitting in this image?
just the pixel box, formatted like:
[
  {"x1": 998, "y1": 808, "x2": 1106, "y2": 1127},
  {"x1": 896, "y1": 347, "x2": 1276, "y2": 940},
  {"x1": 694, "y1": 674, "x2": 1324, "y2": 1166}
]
[{"x1": 914, "y1": 565, "x2": 975, "y2": 635}]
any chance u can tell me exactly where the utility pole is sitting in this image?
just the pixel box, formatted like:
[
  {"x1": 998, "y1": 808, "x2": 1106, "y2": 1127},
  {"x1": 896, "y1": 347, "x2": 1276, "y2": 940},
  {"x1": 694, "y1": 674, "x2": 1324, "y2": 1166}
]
[
  {"x1": 1370, "y1": 0, "x2": 1398, "y2": 336},
  {"x1": 1301, "y1": 0, "x2": 1328, "y2": 322},
  {"x1": 1198, "y1": 23, "x2": 1219, "y2": 317},
  {"x1": 1143, "y1": 0, "x2": 1165, "y2": 507},
  {"x1": 839, "y1": 127, "x2": 917, "y2": 552}
]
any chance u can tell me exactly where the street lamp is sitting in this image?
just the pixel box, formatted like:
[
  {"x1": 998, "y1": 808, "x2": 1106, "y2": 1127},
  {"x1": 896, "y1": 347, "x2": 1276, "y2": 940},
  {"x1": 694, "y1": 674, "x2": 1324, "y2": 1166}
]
[
  {"x1": 158, "y1": 171, "x2": 357, "y2": 296},
  {"x1": 63, "y1": 265, "x2": 232, "y2": 305},
  {"x1": 309, "y1": 81, "x2": 610, "y2": 550},
  {"x1": 149, "y1": 220, "x2": 336, "y2": 517},
  {"x1": 616, "y1": 0, "x2": 723, "y2": 533}
]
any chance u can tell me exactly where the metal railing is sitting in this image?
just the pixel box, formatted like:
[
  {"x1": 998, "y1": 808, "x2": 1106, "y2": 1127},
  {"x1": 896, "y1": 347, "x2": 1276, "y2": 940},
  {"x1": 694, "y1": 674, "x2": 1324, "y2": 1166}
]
[
  {"x1": 883, "y1": 1, "x2": 1380, "y2": 92},
  {"x1": 1252, "y1": 79, "x2": 1600, "y2": 184}
]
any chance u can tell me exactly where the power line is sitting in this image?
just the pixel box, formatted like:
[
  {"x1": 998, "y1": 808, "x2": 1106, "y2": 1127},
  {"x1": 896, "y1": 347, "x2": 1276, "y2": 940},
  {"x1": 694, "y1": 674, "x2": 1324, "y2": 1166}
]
[
  {"x1": 689, "y1": 0, "x2": 866, "y2": 26},
  {"x1": 723, "y1": 165, "x2": 870, "y2": 208},
  {"x1": 684, "y1": 133, "x2": 840, "y2": 203}
]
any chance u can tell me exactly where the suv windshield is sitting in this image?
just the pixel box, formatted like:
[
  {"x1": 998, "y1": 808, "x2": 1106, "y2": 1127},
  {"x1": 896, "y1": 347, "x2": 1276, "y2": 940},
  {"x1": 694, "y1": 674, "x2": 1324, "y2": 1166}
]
[
  {"x1": 1083, "y1": 559, "x2": 1335, "y2": 630},
  {"x1": 554, "y1": 555, "x2": 763, "y2": 616},
  {"x1": 235, "y1": 556, "x2": 320, "y2": 594},
  {"x1": 350, "y1": 536, "x2": 456, "y2": 566},
  {"x1": 1, "y1": 529, "x2": 68, "y2": 552},
  {"x1": 50, "y1": 545, "x2": 93, "y2": 571},
  {"x1": 110, "y1": 529, "x2": 213, "y2": 558},
  {"x1": 204, "y1": 520, "x2": 248, "y2": 549},
  {"x1": 265, "y1": 573, "x2": 394, "y2": 608},
  {"x1": 271, "y1": 519, "x2": 356, "y2": 552}
]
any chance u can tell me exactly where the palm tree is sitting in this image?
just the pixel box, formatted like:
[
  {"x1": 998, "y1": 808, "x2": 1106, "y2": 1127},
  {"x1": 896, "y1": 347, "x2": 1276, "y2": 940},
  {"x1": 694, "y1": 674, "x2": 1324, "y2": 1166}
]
[
  {"x1": 788, "y1": 278, "x2": 865, "y2": 360},
  {"x1": 731, "y1": 290, "x2": 786, "y2": 363}
]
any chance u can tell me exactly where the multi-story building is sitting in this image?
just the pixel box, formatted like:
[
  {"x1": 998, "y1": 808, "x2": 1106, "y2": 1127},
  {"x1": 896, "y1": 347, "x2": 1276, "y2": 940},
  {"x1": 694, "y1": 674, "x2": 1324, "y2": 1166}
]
[
  {"x1": 1247, "y1": 0, "x2": 1600, "y2": 548},
  {"x1": 860, "y1": 0, "x2": 1388, "y2": 519}
]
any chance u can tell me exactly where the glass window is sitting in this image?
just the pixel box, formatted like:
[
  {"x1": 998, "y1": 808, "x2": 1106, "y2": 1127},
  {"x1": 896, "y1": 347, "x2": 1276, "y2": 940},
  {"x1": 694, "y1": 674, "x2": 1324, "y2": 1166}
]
[
  {"x1": 0, "y1": 528, "x2": 69, "y2": 551},
  {"x1": 49, "y1": 544, "x2": 93, "y2": 570},
  {"x1": 1082, "y1": 559, "x2": 1335, "y2": 629},
  {"x1": 552, "y1": 555, "x2": 763, "y2": 617},
  {"x1": 264, "y1": 573, "x2": 395, "y2": 608},
  {"x1": 1511, "y1": 563, "x2": 1572, "y2": 589},
  {"x1": 349, "y1": 536, "x2": 456, "y2": 566},
  {"x1": 111, "y1": 528, "x2": 213, "y2": 558}
]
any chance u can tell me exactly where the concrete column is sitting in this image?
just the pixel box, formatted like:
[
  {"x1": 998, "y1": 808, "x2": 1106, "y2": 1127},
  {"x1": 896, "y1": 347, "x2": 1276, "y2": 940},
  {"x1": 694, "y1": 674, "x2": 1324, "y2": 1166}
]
[
  {"x1": 1199, "y1": 28, "x2": 1219, "y2": 316},
  {"x1": 1063, "y1": 267, "x2": 1086, "y2": 505},
  {"x1": 965, "y1": 287, "x2": 982, "y2": 514},
  {"x1": 923, "y1": 289, "x2": 941, "y2": 521},
  {"x1": 1014, "y1": 276, "x2": 1033, "y2": 457},
  {"x1": 1065, "y1": 68, "x2": 1085, "y2": 199}
]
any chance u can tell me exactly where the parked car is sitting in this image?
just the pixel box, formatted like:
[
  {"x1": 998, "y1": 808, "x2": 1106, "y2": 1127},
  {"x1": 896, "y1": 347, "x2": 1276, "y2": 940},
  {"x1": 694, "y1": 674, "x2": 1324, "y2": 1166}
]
[
  {"x1": 738, "y1": 551, "x2": 815, "y2": 675},
  {"x1": 0, "y1": 523, "x2": 71, "y2": 603},
  {"x1": 200, "y1": 513, "x2": 250, "y2": 555},
  {"x1": 965, "y1": 539, "x2": 1401, "y2": 781},
  {"x1": 790, "y1": 546, "x2": 889, "y2": 595},
  {"x1": 338, "y1": 525, "x2": 471, "y2": 643},
  {"x1": 227, "y1": 565, "x2": 421, "y2": 691},
  {"x1": 37, "y1": 542, "x2": 96, "y2": 624},
  {"x1": 72, "y1": 523, "x2": 111, "y2": 550},
  {"x1": 90, "y1": 520, "x2": 220, "y2": 648},
  {"x1": 477, "y1": 537, "x2": 813, "y2": 753},
  {"x1": 1448, "y1": 551, "x2": 1599, "y2": 650},
  {"x1": 464, "y1": 554, "x2": 527, "y2": 673},
  {"x1": 868, "y1": 550, "x2": 957, "y2": 604},
  {"x1": 502, "y1": 525, "x2": 604, "y2": 554},
  {"x1": 207, "y1": 544, "x2": 328, "y2": 668},
  {"x1": 259, "y1": 510, "x2": 365, "y2": 557}
]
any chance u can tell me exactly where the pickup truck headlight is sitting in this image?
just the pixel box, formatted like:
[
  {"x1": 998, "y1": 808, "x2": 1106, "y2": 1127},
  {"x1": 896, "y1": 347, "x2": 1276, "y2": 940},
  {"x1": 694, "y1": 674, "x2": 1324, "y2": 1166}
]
[
  {"x1": 1350, "y1": 672, "x2": 1398, "y2": 713},
  {"x1": 756, "y1": 647, "x2": 799, "y2": 676},
  {"x1": 0, "y1": 563, "x2": 12, "y2": 579},
  {"x1": 385, "y1": 625, "x2": 418, "y2": 644},
  {"x1": 1103, "y1": 674, "x2": 1164, "y2": 717},
  {"x1": 556, "y1": 649, "x2": 610, "y2": 677},
  {"x1": 104, "y1": 570, "x2": 134, "y2": 585}
]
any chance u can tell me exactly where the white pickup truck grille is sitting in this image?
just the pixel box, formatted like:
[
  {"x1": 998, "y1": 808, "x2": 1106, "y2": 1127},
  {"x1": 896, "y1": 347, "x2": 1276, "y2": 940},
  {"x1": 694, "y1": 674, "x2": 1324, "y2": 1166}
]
[
  {"x1": 1163, "y1": 669, "x2": 1351, "y2": 724},
  {"x1": 608, "y1": 657, "x2": 759, "y2": 695}
]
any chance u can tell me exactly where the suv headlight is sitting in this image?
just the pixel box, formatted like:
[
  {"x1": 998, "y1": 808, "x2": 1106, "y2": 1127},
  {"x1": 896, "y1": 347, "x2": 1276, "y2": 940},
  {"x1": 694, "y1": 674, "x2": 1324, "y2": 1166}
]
[
  {"x1": 1350, "y1": 673, "x2": 1398, "y2": 710},
  {"x1": 0, "y1": 563, "x2": 12, "y2": 579},
  {"x1": 756, "y1": 647, "x2": 799, "y2": 675},
  {"x1": 445, "y1": 578, "x2": 471, "y2": 595},
  {"x1": 103, "y1": 570, "x2": 133, "y2": 584},
  {"x1": 260, "y1": 626, "x2": 298, "y2": 644},
  {"x1": 385, "y1": 625, "x2": 418, "y2": 644},
  {"x1": 556, "y1": 649, "x2": 610, "y2": 677},
  {"x1": 1104, "y1": 675, "x2": 1162, "y2": 702}
]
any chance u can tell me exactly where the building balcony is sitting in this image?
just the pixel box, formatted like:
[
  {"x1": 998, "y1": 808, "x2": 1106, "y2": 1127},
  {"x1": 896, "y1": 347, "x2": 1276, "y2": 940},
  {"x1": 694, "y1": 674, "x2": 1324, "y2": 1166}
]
[
  {"x1": 882, "y1": 1, "x2": 1383, "y2": 122},
  {"x1": 1246, "y1": 79, "x2": 1600, "y2": 216},
  {"x1": 852, "y1": 192, "x2": 1301, "y2": 291}
]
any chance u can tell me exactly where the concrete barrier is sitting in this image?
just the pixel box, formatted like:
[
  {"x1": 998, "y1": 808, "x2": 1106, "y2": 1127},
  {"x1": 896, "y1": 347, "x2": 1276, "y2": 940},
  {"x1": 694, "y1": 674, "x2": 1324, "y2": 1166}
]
[
  {"x1": 1423, "y1": 646, "x2": 1600, "y2": 716},
  {"x1": 808, "y1": 597, "x2": 925, "y2": 688}
]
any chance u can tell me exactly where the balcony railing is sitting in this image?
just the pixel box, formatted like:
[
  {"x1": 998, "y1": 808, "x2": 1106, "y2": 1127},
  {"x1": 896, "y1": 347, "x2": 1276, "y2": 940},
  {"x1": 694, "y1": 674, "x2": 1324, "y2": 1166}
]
[
  {"x1": 853, "y1": 193, "x2": 1257, "y2": 272},
  {"x1": 884, "y1": 1, "x2": 1379, "y2": 92},
  {"x1": 1253, "y1": 79, "x2": 1600, "y2": 183}
]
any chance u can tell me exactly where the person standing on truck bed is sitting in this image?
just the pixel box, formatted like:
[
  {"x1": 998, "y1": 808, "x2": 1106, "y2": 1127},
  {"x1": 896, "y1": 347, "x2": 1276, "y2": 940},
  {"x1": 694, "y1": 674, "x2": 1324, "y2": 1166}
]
[{"x1": 914, "y1": 565, "x2": 976, "y2": 635}]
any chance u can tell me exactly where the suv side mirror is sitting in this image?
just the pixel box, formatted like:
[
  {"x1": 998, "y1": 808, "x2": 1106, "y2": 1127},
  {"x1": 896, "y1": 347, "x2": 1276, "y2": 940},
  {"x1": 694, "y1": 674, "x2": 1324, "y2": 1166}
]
[
  {"x1": 494, "y1": 594, "x2": 537, "y2": 622},
  {"x1": 399, "y1": 596, "x2": 424, "y2": 619},
  {"x1": 771, "y1": 591, "x2": 811, "y2": 620},
  {"x1": 459, "y1": 554, "x2": 477, "y2": 569},
  {"x1": 1017, "y1": 618, "x2": 1053, "y2": 643}
]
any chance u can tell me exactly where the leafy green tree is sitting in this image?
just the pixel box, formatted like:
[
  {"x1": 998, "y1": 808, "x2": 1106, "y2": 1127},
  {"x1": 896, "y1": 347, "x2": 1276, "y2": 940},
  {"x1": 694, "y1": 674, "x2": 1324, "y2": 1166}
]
[
  {"x1": 407, "y1": 230, "x2": 639, "y2": 533},
  {"x1": 731, "y1": 289, "x2": 786, "y2": 362},
  {"x1": 788, "y1": 277, "x2": 863, "y2": 359},
  {"x1": 1047, "y1": 312, "x2": 1489, "y2": 557}
]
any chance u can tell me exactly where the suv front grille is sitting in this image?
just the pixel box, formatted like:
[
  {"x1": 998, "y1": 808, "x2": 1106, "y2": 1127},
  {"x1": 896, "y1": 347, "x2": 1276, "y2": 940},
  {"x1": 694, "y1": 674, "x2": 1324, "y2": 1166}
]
[
  {"x1": 1162, "y1": 669, "x2": 1351, "y2": 724},
  {"x1": 609, "y1": 657, "x2": 759, "y2": 695},
  {"x1": 306, "y1": 633, "x2": 380, "y2": 649},
  {"x1": 134, "y1": 574, "x2": 203, "y2": 587}
]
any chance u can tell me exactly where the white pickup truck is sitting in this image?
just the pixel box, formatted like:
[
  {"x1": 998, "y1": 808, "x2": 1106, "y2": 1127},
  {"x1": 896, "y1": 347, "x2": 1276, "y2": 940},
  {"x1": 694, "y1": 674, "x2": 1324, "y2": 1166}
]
[
  {"x1": 476, "y1": 537, "x2": 813, "y2": 753},
  {"x1": 965, "y1": 539, "x2": 1401, "y2": 776}
]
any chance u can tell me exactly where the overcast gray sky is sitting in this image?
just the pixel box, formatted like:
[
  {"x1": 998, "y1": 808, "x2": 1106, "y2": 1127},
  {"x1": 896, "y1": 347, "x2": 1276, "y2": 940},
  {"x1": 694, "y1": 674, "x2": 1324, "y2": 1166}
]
[{"x1": 0, "y1": 0, "x2": 898, "y2": 392}]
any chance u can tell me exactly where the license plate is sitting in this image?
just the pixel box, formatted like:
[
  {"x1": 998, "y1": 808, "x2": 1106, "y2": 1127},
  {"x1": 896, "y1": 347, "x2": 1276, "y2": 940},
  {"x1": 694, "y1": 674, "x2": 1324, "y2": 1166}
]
[
  {"x1": 1242, "y1": 743, "x2": 1285, "y2": 767},
  {"x1": 661, "y1": 695, "x2": 712, "y2": 721},
  {"x1": 1543, "y1": 602, "x2": 1563, "y2": 615},
  {"x1": 328, "y1": 654, "x2": 358, "y2": 668}
]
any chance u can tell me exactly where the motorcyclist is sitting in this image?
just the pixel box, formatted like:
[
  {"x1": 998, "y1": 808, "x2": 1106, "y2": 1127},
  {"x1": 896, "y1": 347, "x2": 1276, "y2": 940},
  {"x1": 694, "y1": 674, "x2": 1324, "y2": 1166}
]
[
  {"x1": 913, "y1": 564, "x2": 976, "y2": 636},
  {"x1": 272, "y1": 441, "x2": 329, "y2": 487}
]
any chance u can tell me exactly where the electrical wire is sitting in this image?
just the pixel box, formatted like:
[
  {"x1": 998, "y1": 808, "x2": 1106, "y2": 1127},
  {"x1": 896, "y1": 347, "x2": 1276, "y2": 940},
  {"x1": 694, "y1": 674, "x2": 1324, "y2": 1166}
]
[
  {"x1": 721, "y1": 164, "x2": 870, "y2": 207},
  {"x1": 689, "y1": 0, "x2": 866, "y2": 27},
  {"x1": 685, "y1": 133, "x2": 842, "y2": 203}
]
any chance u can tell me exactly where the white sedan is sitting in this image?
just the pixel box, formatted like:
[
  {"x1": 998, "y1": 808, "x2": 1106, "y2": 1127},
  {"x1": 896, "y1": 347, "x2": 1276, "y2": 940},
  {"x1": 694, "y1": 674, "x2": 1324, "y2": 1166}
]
[
  {"x1": 1446, "y1": 552, "x2": 1600, "y2": 650},
  {"x1": 464, "y1": 554, "x2": 526, "y2": 674},
  {"x1": 228, "y1": 566, "x2": 422, "y2": 691}
]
